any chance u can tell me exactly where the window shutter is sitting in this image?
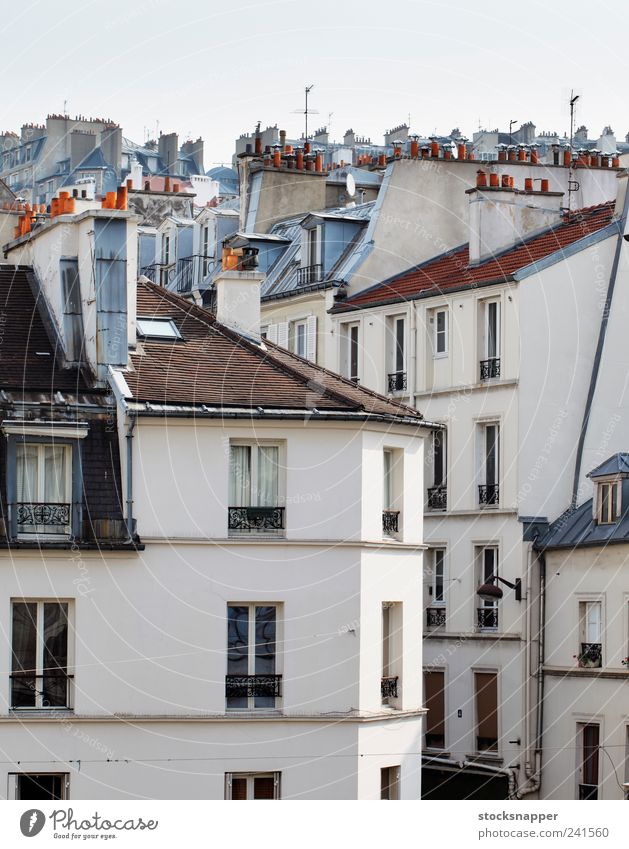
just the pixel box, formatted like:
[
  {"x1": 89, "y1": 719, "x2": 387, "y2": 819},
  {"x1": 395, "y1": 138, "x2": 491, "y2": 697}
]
[
  {"x1": 277, "y1": 322, "x2": 289, "y2": 349},
  {"x1": 267, "y1": 324, "x2": 279, "y2": 344},
  {"x1": 306, "y1": 315, "x2": 317, "y2": 362}
]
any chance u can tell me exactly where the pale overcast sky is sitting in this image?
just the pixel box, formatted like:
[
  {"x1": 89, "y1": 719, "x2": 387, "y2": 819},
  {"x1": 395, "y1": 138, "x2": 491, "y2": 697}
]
[{"x1": 0, "y1": 0, "x2": 625, "y2": 164}]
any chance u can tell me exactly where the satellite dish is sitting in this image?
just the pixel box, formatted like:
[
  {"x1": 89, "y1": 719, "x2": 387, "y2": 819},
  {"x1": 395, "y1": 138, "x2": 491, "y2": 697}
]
[{"x1": 346, "y1": 173, "x2": 356, "y2": 198}]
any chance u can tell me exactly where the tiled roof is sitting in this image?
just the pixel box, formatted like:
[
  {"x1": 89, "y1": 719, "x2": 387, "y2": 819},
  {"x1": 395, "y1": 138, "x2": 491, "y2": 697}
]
[
  {"x1": 124, "y1": 281, "x2": 424, "y2": 422},
  {"x1": 333, "y1": 202, "x2": 616, "y2": 311}
]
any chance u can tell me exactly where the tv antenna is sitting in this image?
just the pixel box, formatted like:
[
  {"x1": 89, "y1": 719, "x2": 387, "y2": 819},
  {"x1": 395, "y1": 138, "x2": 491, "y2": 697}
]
[
  {"x1": 292, "y1": 84, "x2": 319, "y2": 142},
  {"x1": 568, "y1": 90, "x2": 580, "y2": 212}
]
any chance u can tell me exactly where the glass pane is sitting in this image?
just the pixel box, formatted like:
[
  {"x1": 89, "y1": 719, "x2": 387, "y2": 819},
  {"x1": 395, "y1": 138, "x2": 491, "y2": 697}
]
[
  {"x1": 434, "y1": 551, "x2": 444, "y2": 603},
  {"x1": 383, "y1": 451, "x2": 392, "y2": 509},
  {"x1": 487, "y1": 302, "x2": 498, "y2": 358},
  {"x1": 42, "y1": 604, "x2": 68, "y2": 707},
  {"x1": 433, "y1": 433, "x2": 444, "y2": 486},
  {"x1": 586, "y1": 603, "x2": 601, "y2": 643},
  {"x1": 296, "y1": 324, "x2": 306, "y2": 358},
  {"x1": 11, "y1": 603, "x2": 37, "y2": 708},
  {"x1": 17, "y1": 775, "x2": 64, "y2": 801},
  {"x1": 230, "y1": 777, "x2": 247, "y2": 800},
  {"x1": 253, "y1": 776, "x2": 275, "y2": 799},
  {"x1": 43, "y1": 447, "x2": 66, "y2": 504},
  {"x1": 485, "y1": 426, "x2": 498, "y2": 485},
  {"x1": 395, "y1": 319, "x2": 404, "y2": 372},
  {"x1": 257, "y1": 447, "x2": 278, "y2": 507},
  {"x1": 350, "y1": 326, "x2": 359, "y2": 378},
  {"x1": 255, "y1": 607, "x2": 276, "y2": 708},
  {"x1": 16, "y1": 445, "x2": 38, "y2": 503},
  {"x1": 227, "y1": 606, "x2": 248, "y2": 708},
  {"x1": 229, "y1": 446, "x2": 251, "y2": 507},
  {"x1": 583, "y1": 725, "x2": 599, "y2": 785}
]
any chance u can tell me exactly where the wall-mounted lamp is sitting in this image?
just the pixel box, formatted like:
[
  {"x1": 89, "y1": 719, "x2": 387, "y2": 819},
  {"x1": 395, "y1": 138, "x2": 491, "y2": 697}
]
[{"x1": 477, "y1": 575, "x2": 522, "y2": 602}]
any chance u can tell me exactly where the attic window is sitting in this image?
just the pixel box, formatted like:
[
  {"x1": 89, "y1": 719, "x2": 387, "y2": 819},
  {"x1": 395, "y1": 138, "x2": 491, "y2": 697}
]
[
  {"x1": 136, "y1": 317, "x2": 181, "y2": 340},
  {"x1": 597, "y1": 480, "x2": 620, "y2": 524}
]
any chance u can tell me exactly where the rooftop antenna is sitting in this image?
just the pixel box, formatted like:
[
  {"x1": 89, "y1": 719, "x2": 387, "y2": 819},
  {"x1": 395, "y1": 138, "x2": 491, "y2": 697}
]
[
  {"x1": 292, "y1": 84, "x2": 318, "y2": 142},
  {"x1": 63, "y1": 99, "x2": 68, "y2": 117},
  {"x1": 328, "y1": 112, "x2": 334, "y2": 135},
  {"x1": 509, "y1": 118, "x2": 518, "y2": 147},
  {"x1": 568, "y1": 90, "x2": 580, "y2": 212}
]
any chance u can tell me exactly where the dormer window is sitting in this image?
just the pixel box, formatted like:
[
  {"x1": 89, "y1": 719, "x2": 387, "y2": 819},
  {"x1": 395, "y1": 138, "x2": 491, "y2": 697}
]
[{"x1": 597, "y1": 480, "x2": 620, "y2": 524}]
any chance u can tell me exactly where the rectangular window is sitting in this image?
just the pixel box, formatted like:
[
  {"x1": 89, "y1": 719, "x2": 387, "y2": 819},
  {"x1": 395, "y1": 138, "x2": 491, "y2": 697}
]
[
  {"x1": 16, "y1": 444, "x2": 72, "y2": 536},
  {"x1": 226, "y1": 604, "x2": 279, "y2": 709},
  {"x1": 479, "y1": 423, "x2": 499, "y2": 506},
  {"x1": 11, "y1": 601, "x2": 70, "y2": 709},
  {"x1": 579, "y1": 601, "x2": 602, "y2": 668},
  {"x1": 381, "y1": 602, "x2": 401, "y2": 704},
  {"x1": 380, "y1": 766, "x2": 400, "y2": 800},
  {"x1": 289, "y1": 319, "x2": 307, "y2": 358},
  {"x1": 475, "y1": 671, "x2": 498, "y2": 752},
  {"x1": 485, "y1": 300, "x2": 500, "y2": 359},
  {"x1": 386, "y1": 316, "x2": 406, "y2": 392},
  {"x1": 435, "y1": 309, "x2": 448, "y2": 356},
  {"x1": 162, "y1": 234, "x2": 170, "y2": 265},
  {"x1": 598, "y1": 481, "x2": 620, "y2": 524},
  {"x1": 433, "y1": 549, "x2": 445, "y2": 604},
  {"x1": 347, "y1": 323, "x2": 360, "y2": 382},
  {"x1": 477, "y1": 546, "x2": 498, "y2": 630},
  {"x1": 424, "y1": 670, "x2": 445, "y2": 749},
  {"x1": 433, "y1": 431, "x2": 446, "y2": 487},
  {"x1": 228, "y1": 443, "x2": 283, "y2": 533},
  {"x1": 578, "y1": 724, "x2": 600, "y2": 799},
  {"x1": 9, "y1": 773, "x2": 69, "y2": 800},
  {"x1": 225, "y1": 772, "x2": 280, "y2": 799},
  {"x1": 382, "y1": 449, "x2": 402, "y2": 536}
]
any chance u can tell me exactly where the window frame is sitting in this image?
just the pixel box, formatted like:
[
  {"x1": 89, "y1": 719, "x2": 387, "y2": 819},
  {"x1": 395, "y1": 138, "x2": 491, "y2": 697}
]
[
  {"x1": 474, "y1": 669, "x2": 499, "y2": 754},
  {"x1": 380, "y1": 765, "x2": 400, "y2": 800},
  {"x1": 597, "y1": 480, "x2": 621, "y2": 524},
  {"x1": 424, "y1": 668, "x2": 446, "y2": 750},
  {"x1": 226, "y1": 603, "x2": 281, "y2": 711},
  {"x1": 8, "y1": 772, "x2": 69, "y2": 800},
  {"x1": 136, "y1": 317, "x2": 182, "y2": 340},
  {"x1": 289, "y1": 318, "x2": 308, "y2": 359},
  {"x1": 432, "y1": 548, "x2": 446, "y2": 605},
  {"x1": 434, "y1": 308, "x2": 448, "y2": 358},
  {"x1": 225, "y1": 771, "x2": 281, "y2": 799},
  {"x1": 483, "y1": 298, "x2": 501, "y2": 360}
]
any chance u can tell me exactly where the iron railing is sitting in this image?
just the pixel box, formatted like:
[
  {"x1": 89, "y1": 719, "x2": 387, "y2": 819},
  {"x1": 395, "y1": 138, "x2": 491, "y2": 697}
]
[
  {"x1": 16, "y1": 502, "x2": 71, "y2": 530},
  {"x1": 427, "y1": 486, "x2": 447, "y2": 511},
  {"x1": 578, "y1": 642, "x2": 602, "y2": 668},
  {"x1": 426, "y1": 607, "x2": 446, "y2": 628},
  {"x1": 10, "y1": 672, "x2": 73, "y2": 709},
  {"x1": 477, "y1": 607, "x2": 499, "y2": 630},
  {"x1": 175, "y1": 255, "x2": 215, "y2": 293},
  {"x1": 381, "y1": 676, "x2": 399, "y2": 699},
  {"x1": 578, "y1": 783, "x2": 598, "y2": 800},
  {"x1": 140, "y1": 263, "x2": 175, "y2": 287},
  {"x1": 382, "y1": 510, "x2": 400, "y2": 535},
  {"x1": 297, "y1": 264, "x2": 322, "y2": 285},
  {"x1": 387, "y1": 371, "x2": 407, "y2": 392},
  {"x1": 478, "y1": 484, "x2": 499, "y2": 506},
  {"x1": 228, "y1": 506, "x2": 285, "y2": 532},
  {"x1": 225, "y1": 675, "x2": 282, "y2": 699},
  {"x1": 480, "y1": 358, "x2": 501, "y2": 380}
]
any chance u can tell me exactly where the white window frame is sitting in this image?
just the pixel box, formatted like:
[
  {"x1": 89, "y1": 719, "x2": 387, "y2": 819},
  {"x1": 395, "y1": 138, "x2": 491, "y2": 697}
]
[
  {"x1": 476, "y1": 545, "x2": 499, "y2": 629},
  {"x1": 434, "y1": 308, "x2": 448, "y2": 357},
  {"x1": 432, "y1": 548, "x2": 446, "y2": 605},
  {"x1": 225, "y1": 771, "x2": 281, "y2": 799},
  {"x1": 386, "y1": 314, "x2": 406, "y2": 383},
  {"x1": 226, "y1": 603, "x2": 281, "y2": 710},
  {"x1": 483, "y1": 298, "x2": 501, "y2": 361},
  {"x1": 228, "y1": 441, "x2": 284, "y2": 508},
  {"x1": 8, "y1": 772, "x2": 70, "y2": 800},
  {"x1": 15, "y1": 444, "x2": 72, "y2": 537},
  {"x1": 597, "y1": 480, "x2": 621, "y2": 524},
  {"x1": 341, "y1": 321, "x2": 360, "y2": 382}
]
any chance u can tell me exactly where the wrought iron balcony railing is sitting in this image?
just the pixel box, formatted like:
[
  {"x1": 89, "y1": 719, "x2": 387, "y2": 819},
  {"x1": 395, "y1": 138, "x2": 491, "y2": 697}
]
[
  {"x1": 175, "y1": 255, "x2": 216, "y2": 293},
  {"x1": 387, "y1": 371, "x2": 407, "y2": 392},
  {"x1": 477, "y1": 607, "x2": 499, "y2": 630},
  {"x1": 10, "y1": 671, "x2": 73, "y2": 709},
  {"x1": 228, "y1": 506, "x2": 285, "y2": 532},
  {"x1": 381, "y1": 676, "x2": 399, "y2": 699},
  {"x1": 225, "y1": 674, "x2": 282, "y2": 699},
  {"x1": 427, "y1": 485, "x2": 447, "y2": 510},
  {"x1": 578, "y1": 783, "x2": 598, "y2": 800},
  {"x1": 16, "y1": 502, "x2": 71, "y2": 531},
  {"x1": 382, "y1": 509, "x2": 400, "y2": 535},
  {"x1": 578, "y1": 642, "x2": 602, "y2": 668},
  {"x1": 426, "y1": 607, "x2": 446, "y2": 628},
  {"x1": 297, "y1": 264, "x2": 322, "y2": 285},
  {"x1": 480, "y1": 357, "x2": 501, "y2": 380},
  {"x1": 478, "y1": 484, "x2": 499, "y2": 506}
]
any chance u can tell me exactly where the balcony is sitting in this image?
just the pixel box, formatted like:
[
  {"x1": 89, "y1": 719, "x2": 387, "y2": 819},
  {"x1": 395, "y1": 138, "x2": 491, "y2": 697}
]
[
  {"x1": 140, "y1": 263, "x2": 175, "y2": 287},
  {"x1": 16, "y1": 502, "x2": 71, "y2": 534},
  {"x1": 426, "y1": 607, "x2": 446, "y2": 628},
  {"x1": 387, "y1": 371, "x2": 407, "y2": 393},
  {"x1": 382, "y1": 509, "x2": 400, "y2": 535},
  {"x1": 477, "y1": 607, "x2": 499, "y2": 630},
  {"x1": 578, "y1": 642, "x2": 602, "y2": 669},
  {"x1": 225, "y1": 675, "x2": 282, "y2": 699},
  {"x1": 480, "y1": 357, "x2": 501, "y2": 381},
  {"x1": 297, "y1": 264, "x2": 322, "y2": 285},
  {"x1": 228, "y1": 506, "x2": 285, "y2": 533},
  {"x1": 10, "y1": 672, "x2": 74, "y2": 710},
  {"x1": 578, "y1": 783, "x2": 598, "y2": 800},
  {"x1": 427, "y1": 485, "x2": 447, "y2": 511},
  {"x1": 478, "y1": 484, "x2": 499, "y2": 507},
  {"x1": 175, "y1": 255, "x2": 216, "y2": 293},
  {"x1": 381, "y1": 676, "x2": 399, "y2": 700}
]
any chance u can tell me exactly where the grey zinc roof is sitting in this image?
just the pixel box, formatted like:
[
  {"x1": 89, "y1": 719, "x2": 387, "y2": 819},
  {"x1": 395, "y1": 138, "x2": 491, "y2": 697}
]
[
  {"x1": 536, "y1": 498, "x2": 629, "y2": 549},
  {"x1": 587, "y1": 453, "x2": 629, "y2": 478}
]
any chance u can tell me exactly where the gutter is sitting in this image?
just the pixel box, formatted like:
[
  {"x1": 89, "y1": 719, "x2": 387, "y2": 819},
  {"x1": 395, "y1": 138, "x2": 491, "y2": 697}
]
[{"x1": 125, "y1": 414, "x2": 137, "y2": 542}]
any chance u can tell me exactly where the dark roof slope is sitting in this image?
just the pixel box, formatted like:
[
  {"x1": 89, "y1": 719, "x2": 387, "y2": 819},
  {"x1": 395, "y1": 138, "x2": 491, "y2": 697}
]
[
  {"x1": 536, "y1": 497, "x2": 629, "y2": 550},
  {"x1": 124, "y1": 281, "x2": 424, "y2": 423},
  {"x1": 334, "y1": 202, "x2": 615, "y2": 311}
]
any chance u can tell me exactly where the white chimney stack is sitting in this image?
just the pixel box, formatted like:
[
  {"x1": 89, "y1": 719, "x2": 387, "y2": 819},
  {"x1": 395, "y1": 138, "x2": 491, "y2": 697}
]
[{"x1": 214, "y1": 268, "x2": 265, "y2": 342}]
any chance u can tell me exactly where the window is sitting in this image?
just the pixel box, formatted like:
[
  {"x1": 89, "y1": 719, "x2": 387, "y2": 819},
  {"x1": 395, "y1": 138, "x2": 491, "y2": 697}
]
[
  {"x1": 428, "y1": 429, "x2": 447, "y2": 510},
  {"x1": 228, "y1": 443, "x2": 284, "y2": 533},
  {"x1": 477, "y1": 546, "x2": 498, "y2": 630},
  {"x1": 578, "y1": 724, "x2": 600, "y2": 799},
  {"x1": 136, "y1": 317, "x2": 182, "y2": 339},
  {"x1": 479, "y1": 423, "x2": 499, "y2": 506},
  {"x1": 474, "y1": 671, "x2": 498, "y2": 752},
  {"x1": 11, "y1": 601, "x2": 71, "y2": 709},
  {"x1": 382, "y1": 449, "x2": 402, "y2": 536},
  {"x1": 341, "y1": 322, "x2": 360, "y2": 382},
  {"x1": 598, "y1": 481, "x2": 620, "y2": 524},
  {"x1": 16, "y1": 444, "x2": 72, "y2": 536},
  {"x1": 434, "y1": 309, "x2": 448, "y2": 356},
  {"x1": 226, "y1": 605, "x2": 280, "y2": 709},
  {"x1": 225, "y1": 772, "x2": 280, "y2": 799},
  {"x1": 387, "y1": 316, "x2": 406, "y2": 392},
  {"x1": 480, "y1": 299, "x2": 501, "y2": 379},
  {"x1": 162, "y1": 234, "x2": 170, "y2": 264},
  {"x1": 288, "y1": 316, "x2": 317, "y2": 361},
  {"x1": 432, "y1": 549, "x2": 445, "y2": 604},
  {"x1": 578, "y1": 601, "x2": 602, "y2": 668},
  {"x1": 61, "y1": 258, "x2": 83, "y2": 363},
  {"x1": 8, "y1": 773, "x2": 69, "y2": 800},
  {"x1": 380, "y1": 766, "x2": 400, "y2": 800},
  {"x1": 424, "y1": 670, "x2": 445, "y2": 748},
  {"x1": 381, "y1": 602, "x2": 401, "y2": 704}
]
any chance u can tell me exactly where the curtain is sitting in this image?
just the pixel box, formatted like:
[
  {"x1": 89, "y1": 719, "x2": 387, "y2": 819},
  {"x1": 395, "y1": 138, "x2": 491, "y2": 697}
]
[
  {"x1": 229, "y1": 446, "x2": 251, "y2": 506},
  {"x1": 16, "y1": 445, "x2": 38, "y2": 503},
  {"x1": 257, "y1": 446, "x2": 278, "y2": 507},
  {"x1": 43, "y1": 447, "x2": 66, "y2": 503}
]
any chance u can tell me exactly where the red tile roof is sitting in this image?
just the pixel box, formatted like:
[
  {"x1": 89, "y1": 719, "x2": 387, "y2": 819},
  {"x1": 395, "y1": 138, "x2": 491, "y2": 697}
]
[
  {"x1": 124, "y1": 281, "x2": 424, "y2": 422},
  {"x1": 334, "y1": 202, "x2": 616, "y2": 311}
]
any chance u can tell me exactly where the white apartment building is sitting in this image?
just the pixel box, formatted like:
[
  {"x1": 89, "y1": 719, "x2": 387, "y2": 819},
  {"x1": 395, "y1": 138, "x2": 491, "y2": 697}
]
[{"x1": 0, "y1": 195, "x2": 433, "y2": 800}]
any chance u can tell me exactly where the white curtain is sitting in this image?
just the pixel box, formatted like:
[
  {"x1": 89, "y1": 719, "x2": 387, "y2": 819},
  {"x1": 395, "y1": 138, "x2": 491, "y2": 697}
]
[
  {"x1": 16, "y1": 446, "x2": 38, "y2": 503},
  {"x1": 229, "y1": 446, "x2": 251, "y2": 506},
  {"x1": 257, "y1": 446, "x2": 278, "y2": 507},
  {"x1": 586, "y1": 603, "x2": 601, "y2": 643},
  {"x1": 43, "y1": 447, "x2": 66, "y2": 503}
]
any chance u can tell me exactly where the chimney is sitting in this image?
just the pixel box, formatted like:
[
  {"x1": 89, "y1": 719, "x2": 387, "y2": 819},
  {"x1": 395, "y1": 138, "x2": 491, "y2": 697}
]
[
  {"x1": 214, "y1": 253, "x2": 265, "y2": 341},
  {"x1": 466, "y1": 179, "x2": 564, "y2": 266}
]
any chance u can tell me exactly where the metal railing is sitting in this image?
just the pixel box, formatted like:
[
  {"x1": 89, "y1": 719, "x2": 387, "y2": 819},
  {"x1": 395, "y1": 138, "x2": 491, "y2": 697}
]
[
  {"x1": 140, "y1": 263, "x2": 175, "y2": 287},
  {"x1": 477, "y1": 607, "x2": 499, "y2": 630},
  {"x1": 297, "y1": 264, "x2": 322, "y2": 285},
  {"x1": 225, "y1": 675, "x2": 282, "y2": 699},
  {"x1": 427, "y1": 486, "x2": 447, "y2": 511},
  {"x1": 480, "y1": 357, "x2": 501, "y2": 380},
  {"x1": 175, "y1": 255, "x2": 216, "y2": 293},
  {"x1": 16, "y1": 502, "x2": 71, "y2": 531},
  {"x1": 228, "y1": 506, "x2": 285, "y2": 532},
  {"x1": 426, "y1": 607, "x2": 446, "y2": 628},
  {"x1": 381, "y1": 676, "x2": 399, "y2": 699},
  {"x1": 478, "y1": 484, "x2": 499, "y2": 506},
  {"x1": 382, "y1": 510, "x2": 400, "y2": 535},
  {"x1": 578, "y1": 642, "x2": 602, "y2": 668},
  {"x1": 10, "y1": 672, "x2": 73, "y2": 709},
  {"x1": 387, "y1": 371, "x2": 407, "y2": 392}
]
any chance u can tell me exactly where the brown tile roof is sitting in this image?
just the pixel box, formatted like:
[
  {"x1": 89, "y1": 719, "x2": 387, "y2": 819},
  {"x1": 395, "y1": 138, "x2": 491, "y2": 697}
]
[
  {"x1": 124, "y1": 281, "x2": 424, "y2": 422},
  {"x1": 333, "y1": 201, "x2": 616, "y2": 311}
]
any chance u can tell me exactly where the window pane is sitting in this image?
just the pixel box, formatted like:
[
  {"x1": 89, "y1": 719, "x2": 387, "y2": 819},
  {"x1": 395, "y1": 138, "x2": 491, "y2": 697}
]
[
  {"x1": 253, "y1": 776, "x2": 275, "y2": 799},
  {"x1": 43, "y1": 447, "x2": 66, "y2": 504},
  {"x1": 12, "y1": 603, "x2": 37, "y2": 708},
  {"x1": 254, "y1": 606, "x2": 276, "y2": 708},
  {"x1": 475, "y1": 672, "x2": 498, "y2": 751},
  {"x1": 42, "y1": 603, "x2": 68, "y2": 708},
  {"x1": 395, "y1": 319, "x2": 404, "y2": 372},
  {"x1": 227, "y1": 606, "x2": 249, "y2": 708},
  {"x1": 350, "y1": 325, "x2": 359, "y2": 379},
  {"x1": 296, "y1": 324, "x2": 306, "y2": 358},
  {"x1": 487, "y1": 302, "x2": 498, "y2": 358},
  {"x1": 485, "y1": 425, "x2": 498, "y2": 485},
  {"x1": 424, "y1": 671, "x2": 445, "y2": 747},
  {"x1": 586, "y1": 603, "x2": 601, "y2": 643},
  {"x1": 383, "y1": 451, "x2": 392, "y2": 509},
  {"x1": 230, "y1": 777, "x2": 247, "y2": 800},
  {"x1": 434, "y1": 551, "x2": 444, "y2": 603},
  {"x1": 583, "y1": 725, "x2": 600, "y2": 786},
  {"x1": 433, "y1": 432, "x2": 445, "y2": 486},
  {"x1": 229, "y1": 446, "x2": 251, "y2": 507},
  {"x1": 257, "y1": 447, "x2": 278, "y2": 507},
  {"x1": 16, "y1": 445, "x2": 38, "y2": 502}
]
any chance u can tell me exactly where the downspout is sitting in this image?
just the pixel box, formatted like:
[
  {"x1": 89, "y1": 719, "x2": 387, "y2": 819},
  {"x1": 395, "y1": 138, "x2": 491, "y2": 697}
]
[
  {"x1": 409, "y1": 303, "x2": 417, "y2": 408},
  {"x1": 571, "y1": 181, "x2": 629, "y2": 506},
  {"x1": 125, "y1": 413, "x2": 137, "y2": 542}
]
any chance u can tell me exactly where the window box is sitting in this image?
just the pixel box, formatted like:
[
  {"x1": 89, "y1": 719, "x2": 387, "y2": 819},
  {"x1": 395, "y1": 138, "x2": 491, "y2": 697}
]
[{"x1": 577, "y1": 642, "x2": 602, "y2": 669}]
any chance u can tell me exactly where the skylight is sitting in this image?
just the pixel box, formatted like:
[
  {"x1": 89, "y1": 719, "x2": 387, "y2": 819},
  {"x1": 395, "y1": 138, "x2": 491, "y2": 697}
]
[{"x1": 137, "y1": 317, "x2": 182, "y2": 340}]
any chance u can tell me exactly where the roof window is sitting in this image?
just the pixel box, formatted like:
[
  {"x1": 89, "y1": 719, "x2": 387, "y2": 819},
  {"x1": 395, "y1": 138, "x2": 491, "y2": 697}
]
[{"x1": 137, "y1": 317, "x2": 182, "y2": 340}]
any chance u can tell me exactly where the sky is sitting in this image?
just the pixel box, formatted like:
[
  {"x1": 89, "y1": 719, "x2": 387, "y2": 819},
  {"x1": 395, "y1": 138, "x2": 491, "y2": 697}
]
[{"x1": 0, "y1": 0, "x2": 626, "y2": 165}]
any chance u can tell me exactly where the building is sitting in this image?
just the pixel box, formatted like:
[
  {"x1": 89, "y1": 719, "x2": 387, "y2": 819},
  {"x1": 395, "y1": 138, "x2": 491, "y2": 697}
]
[
  {"x1": 535, "y1": 454, "x2": 629, "y2": 801},
  {"x1": 0, "y1": 191, "x2": 433, "y2": 799}
]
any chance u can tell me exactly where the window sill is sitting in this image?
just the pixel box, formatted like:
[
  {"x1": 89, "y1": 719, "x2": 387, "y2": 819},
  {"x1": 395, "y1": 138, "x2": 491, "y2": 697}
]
[{"x1": 228, "y1": 531, "x2": 286, "y2": 540}]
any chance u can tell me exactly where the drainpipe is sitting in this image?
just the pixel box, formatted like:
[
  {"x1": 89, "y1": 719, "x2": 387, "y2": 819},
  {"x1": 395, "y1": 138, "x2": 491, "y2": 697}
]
[
  {"x1": 424, "y1": 756, "x2": 519, "y2": 799},
  {"x1": 571, "y1": 178, "x2": 629, "y2": 506},
  {"x1": 125, "y1": 414, "x2": 137, "y2": 542},
  {"x1": 409, "y1": 303, "x2": 417, "y2": 408}
]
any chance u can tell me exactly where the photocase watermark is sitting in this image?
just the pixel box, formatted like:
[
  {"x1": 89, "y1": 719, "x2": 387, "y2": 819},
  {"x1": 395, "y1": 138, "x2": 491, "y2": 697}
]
[{"x1": 18, "y1": 807, "x2": 159, "y2": 838}]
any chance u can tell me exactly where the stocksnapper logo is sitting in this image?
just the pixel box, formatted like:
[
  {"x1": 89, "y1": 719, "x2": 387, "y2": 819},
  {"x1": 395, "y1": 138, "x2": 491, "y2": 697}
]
[{"x1": 20, "y1": 809, "x2": 46, "y2": 837}]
